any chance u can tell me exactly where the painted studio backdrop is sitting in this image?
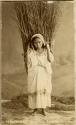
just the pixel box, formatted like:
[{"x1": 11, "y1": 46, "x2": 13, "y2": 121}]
[{"x1": 1, "y1": 1, "x2": 74, "y2": 100}]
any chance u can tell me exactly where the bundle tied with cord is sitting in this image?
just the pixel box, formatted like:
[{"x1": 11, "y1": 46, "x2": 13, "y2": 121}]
[{"x1": 14, "y1": 1, "x2": 61, "y2": 72}]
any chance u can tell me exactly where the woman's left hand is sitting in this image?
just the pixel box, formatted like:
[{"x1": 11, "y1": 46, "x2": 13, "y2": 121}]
[{"x1": 46, "y1": 43, "x2": 50, "y2": 50}]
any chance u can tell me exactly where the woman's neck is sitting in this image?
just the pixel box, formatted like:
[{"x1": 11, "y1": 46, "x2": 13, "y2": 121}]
[{"x1": 37, "y1": 48, "x2": 44, "y2": 54}]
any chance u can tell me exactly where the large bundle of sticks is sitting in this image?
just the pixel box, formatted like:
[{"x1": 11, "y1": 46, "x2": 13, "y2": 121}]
[{"x1": 14, "y1": 1, "x2": 61, "y2": 72}]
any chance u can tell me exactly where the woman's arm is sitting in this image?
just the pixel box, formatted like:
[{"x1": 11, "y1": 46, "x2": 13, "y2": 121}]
[{"x1": 46, "y1": 44, "x2": 54, "y2": 63}]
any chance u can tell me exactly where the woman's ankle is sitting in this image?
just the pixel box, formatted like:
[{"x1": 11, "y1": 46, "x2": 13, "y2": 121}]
[
  {"x1": 41, "y1": 108, "x2": 46, "y2": 116},
  {"x1": 42, "y1": 108, "x2": 45, "y2": 112}
]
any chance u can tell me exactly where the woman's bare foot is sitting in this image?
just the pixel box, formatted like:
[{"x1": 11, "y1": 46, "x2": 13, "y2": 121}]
[
  {"x1": 31, "y1": 108, "x2": 38, "y2": 115},
  {"x1": 41, "y1": 108, "x2": 46, "y2": 116}
]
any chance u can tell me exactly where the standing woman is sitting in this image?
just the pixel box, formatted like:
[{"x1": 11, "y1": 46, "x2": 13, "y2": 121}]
[{"x1": 27, "y1": 34, "x2": 54, "y2": 116}]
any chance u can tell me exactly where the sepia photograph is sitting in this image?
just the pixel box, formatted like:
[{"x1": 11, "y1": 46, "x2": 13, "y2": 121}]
[{"x1": 0, "y1": 0, "x2": 75, "y2": 125}]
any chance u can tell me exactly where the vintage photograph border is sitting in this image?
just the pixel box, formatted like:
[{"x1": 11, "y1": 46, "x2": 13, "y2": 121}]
[{"x1": 0, "y1": 0, "x2": 75, "y2": 124}]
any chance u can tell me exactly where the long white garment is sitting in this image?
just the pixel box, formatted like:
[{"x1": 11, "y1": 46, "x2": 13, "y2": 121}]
[{"x1": 27, "y1": 48, "x2": 54, "y2": 109}]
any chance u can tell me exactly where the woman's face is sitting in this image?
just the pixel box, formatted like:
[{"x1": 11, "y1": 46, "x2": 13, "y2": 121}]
[{"x1": 33, "y1": 38, "x2": 43, "y2": 50}]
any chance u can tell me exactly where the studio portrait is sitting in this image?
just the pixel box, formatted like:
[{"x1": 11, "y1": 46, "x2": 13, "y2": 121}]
[{"x1": 1, "y1": 1, "x2": 75, "y2": 125}]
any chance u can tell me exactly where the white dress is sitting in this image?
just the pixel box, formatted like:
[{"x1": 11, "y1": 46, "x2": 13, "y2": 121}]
[{"x1": 27, "y1": 48, "x2": 54, "y2": 109}]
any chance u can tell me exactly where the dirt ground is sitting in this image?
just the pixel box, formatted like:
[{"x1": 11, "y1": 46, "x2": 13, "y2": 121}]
[{"x1": 1, "y1": 100, "x2": 75, "y2": 125}]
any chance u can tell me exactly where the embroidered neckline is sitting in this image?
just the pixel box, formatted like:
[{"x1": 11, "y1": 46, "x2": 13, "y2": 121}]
[{"x1": 34, "y1": 49, "x2": 46, "y2": 56}]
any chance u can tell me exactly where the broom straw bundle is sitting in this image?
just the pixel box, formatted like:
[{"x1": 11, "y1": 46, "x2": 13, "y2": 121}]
[{"x1": 14, "y1": 1, "x2": 61, "y2": 72}]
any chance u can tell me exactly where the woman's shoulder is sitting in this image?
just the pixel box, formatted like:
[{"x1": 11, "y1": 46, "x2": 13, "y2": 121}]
[
  {"x1": 44, "y1": 47, "x2": 53, "y2": 55},
  {"x1": 27, "y1": 46, "x2": 33, "y2": 56}
]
